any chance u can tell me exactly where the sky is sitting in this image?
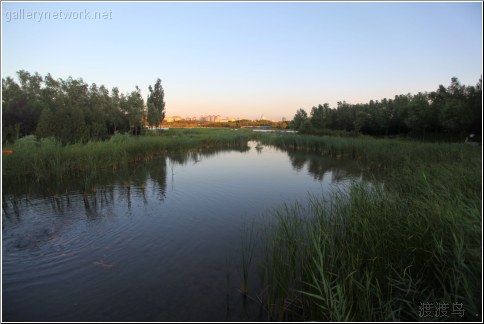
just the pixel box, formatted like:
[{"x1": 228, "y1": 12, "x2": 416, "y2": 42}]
[{"x1": 1, "y1": 1, "x2": 482, "y2": 121}]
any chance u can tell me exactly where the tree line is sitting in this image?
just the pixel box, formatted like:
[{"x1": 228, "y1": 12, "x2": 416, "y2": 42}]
[
  {"x1": 3, "y1": 71, "x2": 480, "y2": 144},
  {"x1": 291, "y1": 77, "x2": 482, "y2": 141},
  {"x1": 2, "y1": 70, "x2": 165, "y2": 144}
]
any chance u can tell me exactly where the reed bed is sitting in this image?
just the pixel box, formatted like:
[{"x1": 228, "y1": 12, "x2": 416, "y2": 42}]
[
  {"x1": 244, "y1": 133, "x2": 481, "y2": 321},
  {"x1": 258, "y1": 133, "x2": 478, "y2": 173},
  {"x1": 2, "y1": 129, "x2": 252, "y2": 193}
]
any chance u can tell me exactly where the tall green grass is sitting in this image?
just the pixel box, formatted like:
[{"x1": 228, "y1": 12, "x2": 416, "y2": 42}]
[
  {"x1": 258, "y1": 132, "x2": 479, "y2": 173},
  {"x1": 2, "y1": 129, "x2": 253, "y2": 194},
  {"x1": 244, "y1": 133, "x2": 481, "y2": 321}
]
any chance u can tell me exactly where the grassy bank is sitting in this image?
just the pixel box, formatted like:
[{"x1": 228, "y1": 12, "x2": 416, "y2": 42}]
[
  {"x1": 245, "y1": 133, "x2": 481, "y2": 321},
  {"x1": 258, "y1": 133, "x2": 480, "y2": 173},
  {"x1": 2, "y1": 128, "x2": 253, "y2": 194}
]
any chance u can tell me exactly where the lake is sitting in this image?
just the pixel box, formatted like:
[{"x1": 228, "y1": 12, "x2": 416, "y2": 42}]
[{"x1": 2, "y1": 141, "x2": 363, "y2": 321}]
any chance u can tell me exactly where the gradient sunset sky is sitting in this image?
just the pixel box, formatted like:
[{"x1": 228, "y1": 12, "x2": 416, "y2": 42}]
[{"x1": 2, "y1": 1, "x2": 482, "y2": 120}]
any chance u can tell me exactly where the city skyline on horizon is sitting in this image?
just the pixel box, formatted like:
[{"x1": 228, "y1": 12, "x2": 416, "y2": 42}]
[{"x1": 163, "y1": 113, "x2": 280, "y2": 122}]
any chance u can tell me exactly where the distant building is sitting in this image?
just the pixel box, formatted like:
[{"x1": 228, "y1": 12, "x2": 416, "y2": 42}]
[{"x1": 172, "y1": 115, "x2": 265, "y2": 122}]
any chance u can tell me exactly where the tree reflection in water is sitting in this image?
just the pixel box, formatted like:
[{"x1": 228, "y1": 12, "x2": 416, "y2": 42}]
[
  {"x1": 285, "y1": 149, "x2": 365, "y2": 183},
  {"x1": 2, "y1": 145, "x2": 251, "y2": 220}
]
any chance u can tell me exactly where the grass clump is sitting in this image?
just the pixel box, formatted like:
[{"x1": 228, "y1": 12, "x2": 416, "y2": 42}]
[{"x1": 255, "y1": 173, "x2": 480, "y2": 321}]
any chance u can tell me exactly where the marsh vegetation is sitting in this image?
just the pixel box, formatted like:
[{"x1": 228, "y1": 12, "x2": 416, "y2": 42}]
[
  {"x1": 245, "y1": 133, "x2": 481, "y2": 321},
  {"x1": 3, "y1": 129, "x2": 481, "y2": 321}
]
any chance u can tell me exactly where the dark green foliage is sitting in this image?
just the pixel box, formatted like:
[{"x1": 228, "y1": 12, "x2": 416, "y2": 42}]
[
  {"x1": 122, "y1": 86, "x2": 145, "y2": 135},
  {"x1": 298, "y1": 119, "x2": 314, "y2": 134},
  {"x1": 2, "y1": 71, "x2": 150, "y2": 144},
  {"x1": 147, "y1": 78, "x2": 166, "y2": 127},
  {"x1": 310, "y1": 103, "x2": 333, "y2": 130},
  {"x1": 290, "y1": 108, "x2": 308, "y2": 130},
  {"x1": 291, "y1": 77, "x2": 482, "y2": 141},
  {"x1": 2, "y1": 74, "x2": 43, "y2": 141}
]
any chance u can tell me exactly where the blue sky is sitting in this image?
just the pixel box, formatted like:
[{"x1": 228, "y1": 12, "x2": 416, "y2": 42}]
[{"x1": 2, "y1": 1, "x2": 482, "y2": 120}]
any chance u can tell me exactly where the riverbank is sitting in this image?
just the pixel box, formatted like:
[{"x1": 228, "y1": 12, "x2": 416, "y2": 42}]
[
  {"x1": 2, "y1": 129, "x2": 253, "y2": 194},
  {"x1": 248, "y1": 133, "x2": 482, "y2": 321}
]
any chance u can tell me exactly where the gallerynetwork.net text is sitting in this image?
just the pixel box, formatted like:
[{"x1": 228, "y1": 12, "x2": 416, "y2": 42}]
[{"x1": 5, "y1": 9, "x2": 113, "y2": 22}]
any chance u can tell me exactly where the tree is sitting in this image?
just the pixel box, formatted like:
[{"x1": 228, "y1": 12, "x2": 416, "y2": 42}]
[
  {"x1": 404, "y1": 92, "x2": 432, "y2": 140},
  {"x1": 467, "y1": 76, "x2": 482, "y2": 137},
  {"x1": 299, "y1": 119, "x2": 314, "y2": 134},
  {"x1": 291, "y1": 108, "x2": 308, "y2": 130},
  {"x1": 374, "y1": 98, "x2": 392, "y2": 136},
  {"x1": 2, "y1": 74, "x2": 43, "y2": 141},
  {"x1": 438, "y1": 77, "x2": 473, "y2": 138},
  {"x1": 393, "y1": 94, "x2": 411, "y2": 134},
  {"x1": 108, "y1": 87, "x2": 129, "y2": 134},
  {"x1": 2, "y1": 76, "x2": 22, "y2": 108},
  {"x1": 122, "y1": 86, "x2": 145, "y2": 135},
  {"x1": 335, "y1": 101, "x2": 355, "y2": 132},
  {"x1": 147, "y1": 78, "x2": 166, "y2": 128},
  {"x1": 354, "y1": 110, "x2": 368, "y2": 134},
  {"x1": 3, "y1": 97, "x2": 43, "y2": 140},
  {"x1": 310, "y1": 103, "x2": 333, "y2": 130}
]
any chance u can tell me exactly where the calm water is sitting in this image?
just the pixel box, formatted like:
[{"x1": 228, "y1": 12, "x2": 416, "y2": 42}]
[{"x1": 2, "y1": 141, "x2": 362, "y2": 321}]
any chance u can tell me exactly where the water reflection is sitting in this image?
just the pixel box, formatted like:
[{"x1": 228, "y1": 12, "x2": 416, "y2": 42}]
[
  {"x1": 285, "y1": 149, "x2": 363, "y2": 183},
  {"x1": 167, "y1": 144, "x2": 250, "y2": 167},
  {"x1": 2, "y1": 142, "x2": 366, "y2": 322},
  {"x1": 2, "y1": 143, "x2": 365, "y2": 203},
  {"x1": 2, "y1": 145, "x2": 249, "y2": 198},
  {"x1": 2, "y1": 143, "x2": 365, "y2": 244},
  {"x1": 2, "y1": 146, "x2": 255, "y2": 224}
]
